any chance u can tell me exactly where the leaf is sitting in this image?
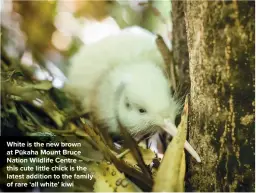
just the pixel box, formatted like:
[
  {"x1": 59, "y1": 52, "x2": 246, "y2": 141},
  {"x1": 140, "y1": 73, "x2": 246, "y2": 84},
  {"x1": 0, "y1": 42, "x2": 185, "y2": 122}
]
[
  {"x1": 82, "y1": 120, "x2": 153, "y2": 191},
  {"x1": 2, "y1": 75, "x2": 66, "y2": 129},
  {"x1": 91, "y1": 161, "x2": 142, "y2": 192},
  {"x1": 153, "y1": 96, "x2": 189, "y2": 192},
  {"x1": 93, "y1": 177, "x2": 114, "y2": 192},
  {"x1": 118, "y1": 121, "x2": 152, "y2": 180},
  {"x1": 120, "y1": 145, "x2": 156, "y2": 166}
]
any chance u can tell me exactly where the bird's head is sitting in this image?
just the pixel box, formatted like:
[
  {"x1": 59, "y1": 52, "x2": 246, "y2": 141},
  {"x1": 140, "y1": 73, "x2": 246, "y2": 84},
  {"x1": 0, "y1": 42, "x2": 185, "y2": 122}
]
[
  {"x1": 116, "y1": 63, "x2": 180, "y2": 139},
  {"x1": 115, "y1": 62, "x2": 201, "y2": 162}
]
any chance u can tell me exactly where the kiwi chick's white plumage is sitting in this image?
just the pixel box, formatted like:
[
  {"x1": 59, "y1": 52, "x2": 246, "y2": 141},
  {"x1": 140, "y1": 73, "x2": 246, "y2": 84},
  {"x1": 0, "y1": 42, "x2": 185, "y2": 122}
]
[
  {"x1": 94, "y1": 61, "x2": 178, "y2": 137},
  {"x1": 67, "y1": 27, "x2": 201, "y2": 162},
  {"x1": 67, "y1": 28, "x2": 164, "y2": 111}
]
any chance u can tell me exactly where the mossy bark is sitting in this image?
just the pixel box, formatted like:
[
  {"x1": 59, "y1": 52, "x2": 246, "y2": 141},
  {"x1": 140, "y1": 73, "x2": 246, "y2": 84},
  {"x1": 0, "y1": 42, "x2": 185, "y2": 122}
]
[
  {"x1": 171, "y1": 0, "x2": 190, "y2": 94},
  {"x1": 173, "y1": 1, "x2": 255, "y2": 191}
]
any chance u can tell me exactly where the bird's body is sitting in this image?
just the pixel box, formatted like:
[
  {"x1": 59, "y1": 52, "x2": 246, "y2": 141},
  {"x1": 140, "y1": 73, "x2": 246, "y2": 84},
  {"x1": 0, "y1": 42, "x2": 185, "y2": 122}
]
[
  {"x1": 67, "y1": 29, "x2": 165, "y2": 111},
  {"x1": 67, "y1": 28, "x2": 201, "y2": 162}
]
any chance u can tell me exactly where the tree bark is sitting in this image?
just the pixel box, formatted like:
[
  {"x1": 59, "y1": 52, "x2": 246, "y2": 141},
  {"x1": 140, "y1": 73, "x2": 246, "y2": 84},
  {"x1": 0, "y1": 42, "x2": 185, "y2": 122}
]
[
  {"x1": 171, "y1": 0, "x2": 190, "y2": 97},
  {"x1": 174, "y1": 1, "x2": 255, "y2": 191}
]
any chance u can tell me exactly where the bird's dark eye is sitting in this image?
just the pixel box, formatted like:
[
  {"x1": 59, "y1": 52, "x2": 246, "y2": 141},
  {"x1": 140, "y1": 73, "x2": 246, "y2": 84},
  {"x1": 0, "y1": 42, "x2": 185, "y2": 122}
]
[
  {"x1": 139, "y1": 108, "x2": 147, "y2": 114},
  {"x1": 126, "y1": 102, "x2": 130, "y2": 108}
]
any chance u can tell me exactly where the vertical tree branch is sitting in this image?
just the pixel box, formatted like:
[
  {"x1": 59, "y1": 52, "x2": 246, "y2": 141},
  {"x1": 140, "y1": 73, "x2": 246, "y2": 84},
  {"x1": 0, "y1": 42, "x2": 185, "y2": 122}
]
[{"x1": 182, "y1": 1, "x2": 254, "y2": 191}]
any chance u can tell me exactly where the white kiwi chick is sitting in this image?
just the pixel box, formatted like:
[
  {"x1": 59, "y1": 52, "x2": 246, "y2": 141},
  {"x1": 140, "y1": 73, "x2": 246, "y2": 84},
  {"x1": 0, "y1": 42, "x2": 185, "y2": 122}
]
[{"x1": 67, "y1": 27, "x2": 201, "y2": 162}]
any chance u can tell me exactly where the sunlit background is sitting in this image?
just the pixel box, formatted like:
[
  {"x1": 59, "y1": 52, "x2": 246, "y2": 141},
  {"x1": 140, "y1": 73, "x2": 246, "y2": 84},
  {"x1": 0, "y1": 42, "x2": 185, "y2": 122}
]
[{"x1": 1, "y1": 0, "x2": 172, "y2": 88}]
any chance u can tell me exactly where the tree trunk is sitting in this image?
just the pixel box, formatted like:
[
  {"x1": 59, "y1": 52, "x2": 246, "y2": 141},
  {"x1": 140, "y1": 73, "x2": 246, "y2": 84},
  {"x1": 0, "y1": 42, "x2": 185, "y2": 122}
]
[
  {"x1": 171, "y1": 0, "x2": 190, "y2": 97},
  {"x1": 173, "y1": 1, "x2": 254, "y2": 191}
]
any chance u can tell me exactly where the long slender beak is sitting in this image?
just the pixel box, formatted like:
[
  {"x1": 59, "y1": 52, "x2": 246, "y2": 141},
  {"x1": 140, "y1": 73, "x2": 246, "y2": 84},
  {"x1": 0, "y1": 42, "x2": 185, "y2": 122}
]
[{"x1": 162, "y1": 119, "x2": 201, "y2": 163}]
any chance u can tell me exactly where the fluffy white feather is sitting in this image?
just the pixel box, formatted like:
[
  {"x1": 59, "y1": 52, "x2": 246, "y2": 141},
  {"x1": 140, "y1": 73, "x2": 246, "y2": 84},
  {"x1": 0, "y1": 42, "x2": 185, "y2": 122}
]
[
  {"x1": 67, "y1": 28, "x2": 165, "y2": 110},
  {"x1": 66, "y1": 28, "x2": 201, "y2": 162}
]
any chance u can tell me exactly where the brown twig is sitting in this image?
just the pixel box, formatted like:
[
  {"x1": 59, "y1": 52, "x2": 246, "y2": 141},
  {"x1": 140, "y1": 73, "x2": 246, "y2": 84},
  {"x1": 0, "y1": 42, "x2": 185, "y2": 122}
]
[
  {"x1": 82, "y1": 121, "x2": 153, "y2": 191},
  {"x1": 156, "y1": 35, "x2": 177, "y2": 92}
]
